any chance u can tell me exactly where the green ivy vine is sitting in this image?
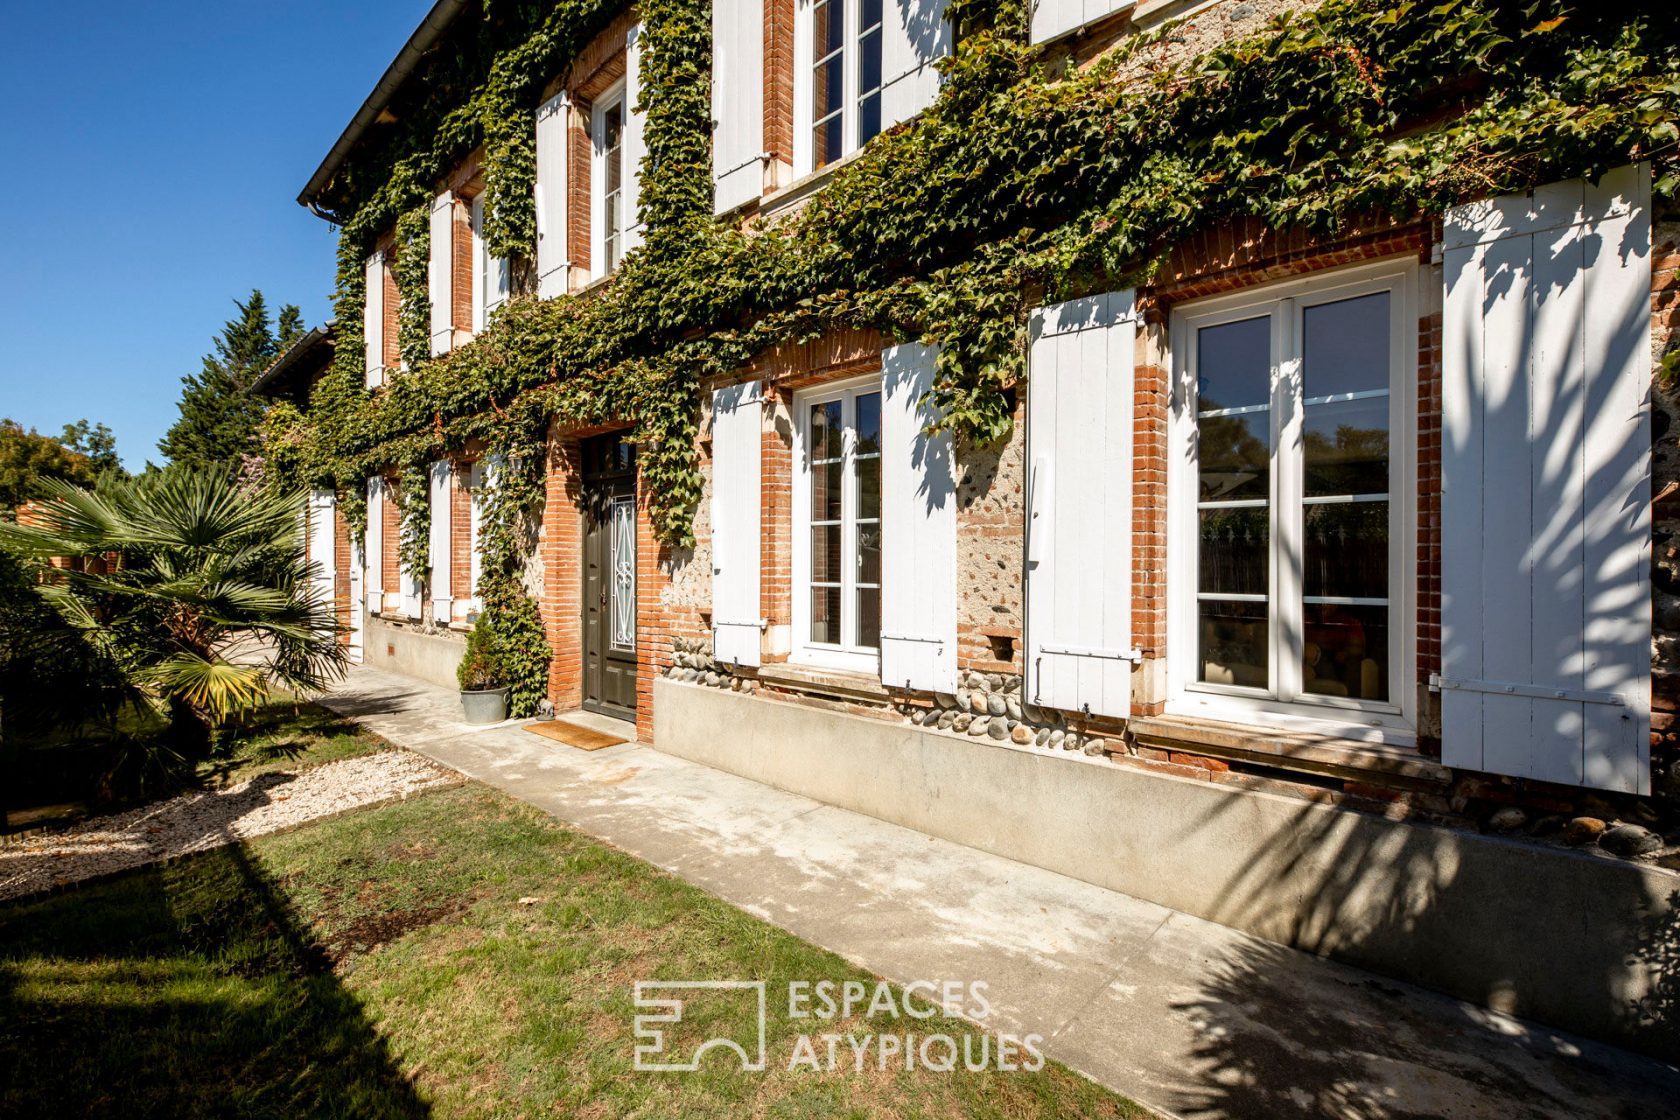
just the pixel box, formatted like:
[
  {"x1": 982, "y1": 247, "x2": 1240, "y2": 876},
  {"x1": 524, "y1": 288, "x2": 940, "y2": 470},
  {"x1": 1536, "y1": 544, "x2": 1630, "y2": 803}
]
[{"x1": 265, "y1": 0, "x2": 1679, "y2": 696}]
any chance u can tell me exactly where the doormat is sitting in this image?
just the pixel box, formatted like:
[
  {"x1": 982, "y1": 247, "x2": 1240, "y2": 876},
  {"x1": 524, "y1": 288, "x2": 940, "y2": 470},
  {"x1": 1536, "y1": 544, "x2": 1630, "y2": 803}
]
[{"x1": 525, "y1": 720, "x2": 627, "y2": 751}]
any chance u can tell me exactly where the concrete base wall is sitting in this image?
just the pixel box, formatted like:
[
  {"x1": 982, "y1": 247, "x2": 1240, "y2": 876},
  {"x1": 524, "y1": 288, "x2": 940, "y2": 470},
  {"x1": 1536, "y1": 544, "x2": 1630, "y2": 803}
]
[
  {"x1": 364, "y1": 616, "x2": 466, "y2": 691},
  {"x1": 654, "y1": 678, "x2": 1680, "y2": 1060}
]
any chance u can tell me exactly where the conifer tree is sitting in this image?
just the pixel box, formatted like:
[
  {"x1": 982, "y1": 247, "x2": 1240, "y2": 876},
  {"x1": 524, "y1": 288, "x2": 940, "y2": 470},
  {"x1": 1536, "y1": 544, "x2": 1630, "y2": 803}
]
[{"x1": 159, "y1": 290, "x2": 303, "y2": 470}]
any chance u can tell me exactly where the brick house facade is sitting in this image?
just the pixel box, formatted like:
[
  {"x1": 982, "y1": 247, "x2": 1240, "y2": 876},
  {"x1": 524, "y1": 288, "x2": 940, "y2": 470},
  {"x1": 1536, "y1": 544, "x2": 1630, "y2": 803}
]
[{"x1": 282, "y1": 0, "x2": 1679, "y2": 1057}]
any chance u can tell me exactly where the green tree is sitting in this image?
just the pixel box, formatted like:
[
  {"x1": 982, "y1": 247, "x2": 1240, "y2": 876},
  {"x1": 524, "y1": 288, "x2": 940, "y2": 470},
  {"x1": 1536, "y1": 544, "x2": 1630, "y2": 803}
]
[
  {"x1": 0, "y1": 419, "x2": 95, "y2": 513},
  {"x1": 0, "y1": 468, "x2": 348, "y2": 759},
  {"x1": 159, "y1": 290, "x2": 303, "y2": 471},
  {"x1": 59, "y1": 419, "x2": 121, "y2": 475}
]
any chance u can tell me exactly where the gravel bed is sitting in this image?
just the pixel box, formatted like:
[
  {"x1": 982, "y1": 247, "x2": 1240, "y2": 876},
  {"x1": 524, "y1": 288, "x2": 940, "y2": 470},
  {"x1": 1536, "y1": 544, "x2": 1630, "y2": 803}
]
[{"x1": 0, "y1": 750, "x2": 461, "y2": 902}]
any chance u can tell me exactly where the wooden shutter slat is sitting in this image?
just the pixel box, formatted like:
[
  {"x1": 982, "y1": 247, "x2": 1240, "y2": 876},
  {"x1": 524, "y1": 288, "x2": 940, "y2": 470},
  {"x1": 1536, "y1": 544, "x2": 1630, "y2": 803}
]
[
  {"x1": 428, "y1": 460, "x2": 452, "y2": 624},
  {"x1": 712, "y1": 0, "x2": 763, "y2": 215},
  {"x1": 879, "y1": 0, "x2": 950, "y2": 132},
  {"x1": 1441, "y1": 164, "x2": 1651, "y2": 793},
  {"x1": 712, "y1": 382, "x2": 764, "y2": 667},
  {"x1": 880, "y1": 342, "x2": 957, "y2": 693},
  {"x1": 365, "y1": 477, "x2": 385, "y2": 616},
  {"x1": 1026, "y1": 292, "x2": 1137, "y2": 719},
  {"x1": 308, "y1": 490, "x2": 336, "y2": 617},
  {"x1": 536, "y1": 91, "x2": 570, "y2": 299},
  {"x1": 429, "y1": 193, "x2": 455, "y2": 355},
  {"x1": 363, "y1": 252, "x2": 384, "y2": 388},
  {"x1": 622, "y1": 24, "x2": 647, "y2": 254}
]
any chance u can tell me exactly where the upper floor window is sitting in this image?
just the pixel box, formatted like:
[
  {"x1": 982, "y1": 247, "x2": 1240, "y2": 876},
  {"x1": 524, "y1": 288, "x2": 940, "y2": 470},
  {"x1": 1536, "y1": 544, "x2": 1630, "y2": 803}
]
[
  {"x1": 798, "y1": 0, "x2": 885, "y2": 174},
  {"x1": 470, "y1": 194, "x2": 510, "y2": 331},
  {"x1": 593, "y1": 83, "x2": 628, "y2": 278}
]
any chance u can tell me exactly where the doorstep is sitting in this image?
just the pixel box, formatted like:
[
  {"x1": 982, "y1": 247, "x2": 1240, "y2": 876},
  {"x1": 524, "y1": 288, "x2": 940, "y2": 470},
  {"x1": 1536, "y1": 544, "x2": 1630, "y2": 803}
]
[{"x1": 1127, "y1": 714, "x2": 1452, "y2": 788}]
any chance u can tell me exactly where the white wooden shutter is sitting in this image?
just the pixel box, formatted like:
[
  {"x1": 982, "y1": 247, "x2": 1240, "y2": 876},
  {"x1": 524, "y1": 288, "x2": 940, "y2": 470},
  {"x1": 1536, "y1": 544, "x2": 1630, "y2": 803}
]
[
  {"x1": 880, "y1": 0, "x2": 951, "y2": 132},
  {"x1": 363, "y1": 251, "x2": 385, "y2": 388},
  {"x1": 348, "y1": 527, "x2": 365, "y2": 663},
  {"x1": 1025, "y1": 292, "x2": 1138, "y2": 718},
  {"x1": 536, "y1": 90, "x2": 571, "y2": 299},
  {"x1": 1029, "y1": 0, "x2": 1127, "y2": 45},
  {"x1": 711, "y1": 381, "x2": 764, "y2": 666},
  {"x1": 1441, "y1": 164, "x2": 1652, "y2": 794},
  {"x1": 308, "y1": 489, "x2": 337, "y2": 616},
  {"x1": 880, "y1": 343, "x2": 958, "y2": 692},
  {"x1": 428, "y1": 459, "x2": 453, "y2": 623},
  {"x1": 366, "y1": 476, "x2": 385, "y2": 615},
  {"x1": 622, "y1": 23, "x2": 647, "y2": 254},
  {"x1": 712, "y1": 0, "x2": 764, "y2": 215},
  {"x1": 428, "y1": 193, "x2": 455, "y2": 356}
]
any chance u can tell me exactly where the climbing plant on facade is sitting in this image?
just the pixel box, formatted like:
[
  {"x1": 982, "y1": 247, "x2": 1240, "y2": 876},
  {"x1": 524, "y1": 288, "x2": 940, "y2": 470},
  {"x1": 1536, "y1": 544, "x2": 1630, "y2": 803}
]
[{"x1": 269, "y1": 0, "x2": 1679, "y2": 559}]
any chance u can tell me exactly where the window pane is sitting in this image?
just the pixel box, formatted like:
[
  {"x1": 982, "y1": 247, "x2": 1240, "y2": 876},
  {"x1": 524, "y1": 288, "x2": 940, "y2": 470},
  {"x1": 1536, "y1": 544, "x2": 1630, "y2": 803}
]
[
  {"x1": 1304, "y1": 396, "x2": 1388, "y2": 497},
  {"x1": 858, "y1": 93, "x2": 881, "y2": 147},
  {"x1": 856, "y1": 453, "x2": 880, "y2": 521},
  {"x1": 1304, "y1": 602, "x2": 1388, "y2": 702},
  {"x1": 1303, "y1": 292, "x2": 1389, "y2": 399},
  {"x1": 858, "y1": 27, "x2": 882, "y2": 95},
  {"x1": 1197, "y1": 411, "x2": 1269, "y2": 502},
  {"x1": 860, "y1": 0, "x2": 883, "y2": 30},
  {"x1": 855, "y1": 392, "x2": 881, "y2": 454},
  {"x1": 810, "y1": 400, "x2": 842, "y2": 460},
  {"x1": 857, "y1": 586, "x2": 881, "y2": 650},
  {"x1": 811, "y1": 586, "x2": 842, "y2": 644},
  {"x1": 813, "y1": 0, "x2": 843, "y2": 56},
  {"x1": 1303, "y1": 502, "x2": 1388, "y2": 599},
  {"x1": 1199, "y1": 508, "x2": 1268, "y2": 596},
  {"x1": 812, "y1": 524, "x2": 842, "y2": 583},
  {"x1": 1196, "y1": 316, "x2": 1270, "y2": 412},
  {"x1": 857, "y1": 521, "x2": 880, "y2": 585},
  {"x1": 813, "y1": 114, "x2": 844, "y2": 169},
  {"x1": 1198, "y1": 600, "x2": 1268, "y2": 688}
]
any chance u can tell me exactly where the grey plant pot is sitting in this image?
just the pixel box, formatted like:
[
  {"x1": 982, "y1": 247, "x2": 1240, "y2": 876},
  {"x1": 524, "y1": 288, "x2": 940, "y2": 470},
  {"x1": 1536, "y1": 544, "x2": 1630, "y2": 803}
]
[{"x1": 460, "y1": 687, "x2": 510, "y2": 725}]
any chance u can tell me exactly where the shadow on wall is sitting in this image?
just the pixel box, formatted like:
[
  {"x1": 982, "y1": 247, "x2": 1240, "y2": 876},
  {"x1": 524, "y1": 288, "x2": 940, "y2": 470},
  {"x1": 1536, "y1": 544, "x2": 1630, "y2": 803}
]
[
  {"x1": 0, "y1": 840, "x2": 430, "y2": 1118},
  {"x1": 1173, "y1": 782, "x2": 1680, "y2": 1102}
]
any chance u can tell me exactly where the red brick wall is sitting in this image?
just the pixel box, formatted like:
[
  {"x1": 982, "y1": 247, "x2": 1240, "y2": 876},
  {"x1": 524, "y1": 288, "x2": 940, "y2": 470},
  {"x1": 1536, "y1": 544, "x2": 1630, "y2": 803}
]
[
  {"x1": 381, "y1": 473, "x2": 402, "y2": 607},
  {"x1": 764, "y1": 0, "x2": 795, "y2": 189},
  {"x1": 451, "y1": 460, "x2": 474, "y2": 606},
  {"x1": 1132, "y1": 309, "x2": 1170, "y2": 713},
  {"x1": 381, "y1": 256, "x2": 402, "y2": 372},
  {"x1": 543, "y1": 432, "x2": 585, "y2": 711},
  {"x1": 334, "y1": 500, "x2": 353, "y2": 646},
  {"x1": 451, "y1": 197, "x2": 474, "y2": 336},
  {"x1": 762, "y1": 390, "x2": 794, "y2": 653}
]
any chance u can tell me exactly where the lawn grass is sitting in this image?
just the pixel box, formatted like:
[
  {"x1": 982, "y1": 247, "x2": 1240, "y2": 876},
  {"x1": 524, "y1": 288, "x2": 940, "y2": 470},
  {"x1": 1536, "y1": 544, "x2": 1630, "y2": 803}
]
[
  {"x1": 199, "y1": 697, "x2": 385, "y2": 786},
  {"x1": 0, "y1": 783, "x2": 1146, "y2": 1119}
]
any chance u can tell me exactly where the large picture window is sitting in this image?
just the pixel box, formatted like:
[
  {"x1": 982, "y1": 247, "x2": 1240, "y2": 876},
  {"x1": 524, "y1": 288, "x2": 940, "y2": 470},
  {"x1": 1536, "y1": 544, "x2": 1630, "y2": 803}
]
[
  {"x1": 797, "y1": 0, "x2": 884, "y2": 174},
  {"x1": 793, "y1": 377, "x2": 882, "y2": 671},
  {"x1": 1170, "y1": 262, "x2": 1415, "y2": 735}
]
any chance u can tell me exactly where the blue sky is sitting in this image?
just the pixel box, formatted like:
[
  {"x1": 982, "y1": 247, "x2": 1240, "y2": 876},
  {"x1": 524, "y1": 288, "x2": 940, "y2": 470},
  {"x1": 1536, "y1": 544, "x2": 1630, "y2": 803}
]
[{"x1": 0, "y1": 0, "x2": 431, "y2": 469}]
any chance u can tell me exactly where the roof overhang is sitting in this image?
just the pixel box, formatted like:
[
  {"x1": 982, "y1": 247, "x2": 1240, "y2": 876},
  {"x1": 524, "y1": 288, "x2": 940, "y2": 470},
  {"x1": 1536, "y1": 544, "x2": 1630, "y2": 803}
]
[
  {"x1": 297, "y1": 0, "x2": 472, "y2": 218},
  {"x1": 253, "y1": 323, "x2": 336, "y2": 398}
]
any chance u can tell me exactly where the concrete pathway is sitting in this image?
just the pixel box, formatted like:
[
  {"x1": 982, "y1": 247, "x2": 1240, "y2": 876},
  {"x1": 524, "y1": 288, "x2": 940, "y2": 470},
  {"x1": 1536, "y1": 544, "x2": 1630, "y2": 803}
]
[{"x1": 323, "y1": 666, "x2": 1680, "y2": 1119}]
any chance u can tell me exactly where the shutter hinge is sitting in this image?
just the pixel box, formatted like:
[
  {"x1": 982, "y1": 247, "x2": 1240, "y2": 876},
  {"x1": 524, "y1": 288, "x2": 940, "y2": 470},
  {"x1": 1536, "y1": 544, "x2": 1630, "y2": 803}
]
[{"x1": 1430, "y1": 672, "x2": 1626, "y2": 707}]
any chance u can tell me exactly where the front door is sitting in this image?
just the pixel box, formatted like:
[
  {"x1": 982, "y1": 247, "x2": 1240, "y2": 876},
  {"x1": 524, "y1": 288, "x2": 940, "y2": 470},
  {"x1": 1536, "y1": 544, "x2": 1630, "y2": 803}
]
[{"x1": 582, "y1": 433, "x2": 638, "y2": 719}]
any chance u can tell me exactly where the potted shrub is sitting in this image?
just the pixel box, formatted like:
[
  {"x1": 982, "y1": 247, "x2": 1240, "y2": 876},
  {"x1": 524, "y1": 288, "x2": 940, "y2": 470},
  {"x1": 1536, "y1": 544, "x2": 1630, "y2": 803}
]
[{"x1": 457, "y1": 622, "x2": 510, "y2": 724}]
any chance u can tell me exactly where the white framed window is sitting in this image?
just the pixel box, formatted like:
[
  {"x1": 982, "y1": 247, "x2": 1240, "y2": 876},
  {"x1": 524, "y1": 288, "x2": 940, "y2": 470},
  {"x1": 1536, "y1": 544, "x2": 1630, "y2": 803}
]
[
  {"x1": 592, "y1": 83, "x2": 628, "y2": 279},
  {"x1": 1168, "y1": 260, "x2": 1417, "y2": 740},
  {"x1": 470, "y1": 194, "x2": 510, "y2": 332},
  {"x1": 794, "y1": 0, "x2": 885, "y2": 175},
  {"x1": 792, "y1": 376, "x2": 883, "y2": 673}
]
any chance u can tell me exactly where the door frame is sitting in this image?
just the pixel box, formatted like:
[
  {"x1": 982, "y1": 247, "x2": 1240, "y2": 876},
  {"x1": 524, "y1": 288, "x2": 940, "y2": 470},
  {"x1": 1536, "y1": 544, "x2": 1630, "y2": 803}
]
[{"x1": 580, "y1": 431, "x2": 639, "y2": 721}]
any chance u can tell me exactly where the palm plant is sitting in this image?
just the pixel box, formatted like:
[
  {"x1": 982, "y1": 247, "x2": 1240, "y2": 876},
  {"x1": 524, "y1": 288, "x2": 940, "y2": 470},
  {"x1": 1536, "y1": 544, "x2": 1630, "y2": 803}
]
[{"x1": 0, "y1": 468, "x2": 347, "y2": 759}]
